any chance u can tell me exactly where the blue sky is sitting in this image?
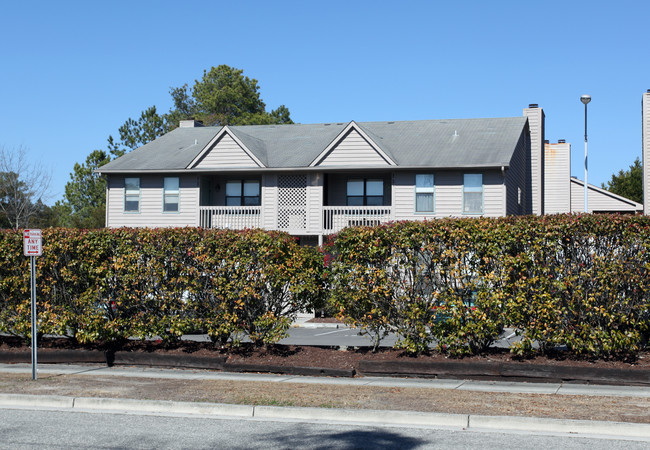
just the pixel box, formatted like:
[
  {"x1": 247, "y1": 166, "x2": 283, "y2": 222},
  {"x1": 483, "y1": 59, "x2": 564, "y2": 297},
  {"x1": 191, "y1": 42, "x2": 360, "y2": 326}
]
[{"x1": 1, "y1": 1, "x2": 649, "y2": 204}]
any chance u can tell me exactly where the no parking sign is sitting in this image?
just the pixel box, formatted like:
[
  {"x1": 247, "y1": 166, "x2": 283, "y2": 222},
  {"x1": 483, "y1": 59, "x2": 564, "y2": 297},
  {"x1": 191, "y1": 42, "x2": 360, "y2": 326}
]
[
  {"x1": 23, "y1": 229, "x2": 42, "y2": 256},
  {"x1": 23, "y1": 229, "x2": 42, "y2": 380}
]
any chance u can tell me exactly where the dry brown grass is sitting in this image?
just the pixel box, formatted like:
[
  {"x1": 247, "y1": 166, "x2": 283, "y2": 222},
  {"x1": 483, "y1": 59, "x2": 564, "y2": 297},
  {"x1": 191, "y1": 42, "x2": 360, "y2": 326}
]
[{"x1": 1, "y1": 373, "x2": 648, "y2": 424}]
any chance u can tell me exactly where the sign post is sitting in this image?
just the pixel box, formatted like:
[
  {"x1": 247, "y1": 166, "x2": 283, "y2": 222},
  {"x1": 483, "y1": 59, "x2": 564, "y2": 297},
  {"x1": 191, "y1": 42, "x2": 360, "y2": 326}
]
[{"x1": 23, "y1": 229, "x2": 42, "y2": 381}]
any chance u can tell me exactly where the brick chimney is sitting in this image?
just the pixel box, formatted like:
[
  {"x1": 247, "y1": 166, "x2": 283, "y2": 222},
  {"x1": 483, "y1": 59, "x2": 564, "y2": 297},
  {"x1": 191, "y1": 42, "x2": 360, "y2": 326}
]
[{"x1": 179, "y1": 119, "x2": 204, "y2": 128}]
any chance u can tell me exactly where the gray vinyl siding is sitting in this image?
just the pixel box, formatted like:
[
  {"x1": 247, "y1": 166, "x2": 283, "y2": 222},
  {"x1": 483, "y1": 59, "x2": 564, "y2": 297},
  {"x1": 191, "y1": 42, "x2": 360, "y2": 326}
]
[
  {"x1": 504, "y1": 131, "x2": 528, "y2": 215},
  {"x1": 544, "y1": 143, "x2": 571, "y2": 214},
  {"x1": 482, "y1": 171, "x2": 505, "y2": 217},
  {"x1": 107, "y1": 175, "x2": 199, "y2": 227},
  {"x1": 392, "y1": 171, "x2": 505, "y2": 219},
  {"x1": 392, "y1": 172, "x2": 417, "y2": 219},
  {"x1": 434, "y1": 172, "x2": 462, "y2": 216},
  {"x1": 194, "y1": 133, "x2": 260, "y2": 168},
  {"x1": 262, "y1": 174, "x2": 278, "y2": 230},
  {"x1": 523, "y1": 107, "x2": 545, "y2": 215},
  {"x1": 570, "y1": 179, "x2": 640, "y2": 213},
  {"x1": 318, "y1": 129, "x2": 391, "y2": 166},
  {"x1": 641, "y1": 92, "x2": 650, "y2": 215},
  {"x1": 307, "y1": 173, "x2": 323, "y2": 233}
]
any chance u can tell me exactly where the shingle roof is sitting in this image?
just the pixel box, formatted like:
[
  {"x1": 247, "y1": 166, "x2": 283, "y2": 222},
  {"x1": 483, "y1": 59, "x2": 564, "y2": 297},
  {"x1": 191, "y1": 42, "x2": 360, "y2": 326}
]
[{"x1": 98, "y1": 117, "x2": 527, "y2": 172}]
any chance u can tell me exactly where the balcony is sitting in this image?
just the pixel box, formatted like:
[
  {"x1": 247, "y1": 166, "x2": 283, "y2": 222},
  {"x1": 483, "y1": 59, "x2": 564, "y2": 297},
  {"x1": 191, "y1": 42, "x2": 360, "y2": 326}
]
[
  {"x1": 199, "y1": 206, "x2": 261, "y2": 229},
  {"x1": 199, "y1": 205, "x2": 392, "y2": 234},
  {"x1": 323, "y1": 206, "x2": 392, "y2": 233}
]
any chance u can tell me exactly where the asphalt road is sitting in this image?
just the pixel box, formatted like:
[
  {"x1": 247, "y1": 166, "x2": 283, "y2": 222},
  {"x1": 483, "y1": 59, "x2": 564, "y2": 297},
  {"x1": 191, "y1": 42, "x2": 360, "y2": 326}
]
[
  {"x1": 1, "y1": 408, "x2": 647, "y2": 450},
  {"x1": 180, "y1": 326, "x2": 521, "y2": 349}
]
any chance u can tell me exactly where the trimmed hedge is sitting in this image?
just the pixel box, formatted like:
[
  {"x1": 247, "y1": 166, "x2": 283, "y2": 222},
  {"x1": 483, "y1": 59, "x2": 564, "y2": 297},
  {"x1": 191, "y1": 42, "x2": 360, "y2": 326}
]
[
  {"x1": 327, "y1": 215, "x2": 650, "y2": 357},
  {"x1": 1, "y1": 215, "x2": 649, "y2": 358},
  {"x1": 0, "y1": 228, "x2": 324, "y2": 347}
]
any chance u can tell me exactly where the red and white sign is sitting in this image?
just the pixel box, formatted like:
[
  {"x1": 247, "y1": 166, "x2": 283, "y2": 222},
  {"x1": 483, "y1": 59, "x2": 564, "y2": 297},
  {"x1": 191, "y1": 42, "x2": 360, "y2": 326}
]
[{"x1": 23, "y1": 229, "x2": 42, "y2": 256}]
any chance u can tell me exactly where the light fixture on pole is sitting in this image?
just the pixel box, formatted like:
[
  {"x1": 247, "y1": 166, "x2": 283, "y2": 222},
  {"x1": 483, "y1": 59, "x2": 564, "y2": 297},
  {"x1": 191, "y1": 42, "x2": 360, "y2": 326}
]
[{"x1": 581, "y1": 94, "x2": 591, "y2": 213}]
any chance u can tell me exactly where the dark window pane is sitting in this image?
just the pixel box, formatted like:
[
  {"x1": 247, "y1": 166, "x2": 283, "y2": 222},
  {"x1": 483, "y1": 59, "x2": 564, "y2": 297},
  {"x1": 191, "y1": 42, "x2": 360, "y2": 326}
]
[
  {"x1": 125, "y1": 199, "x2": 139, "y2": 212},
  {"x1": 366, "y1": 196, "x2": 383, "y2": 206},
  {"x1": 226, "y1": 181, "x2": 241, "y2": 197},
  {"x1": 366, "y1": 180, "x2": 383, "y2": 196},
  {"x1": 347, "y1": 196, "x2": 364, "y2": 206},
  {"x1": 226, "y1": 197, "x2": 242, "y2": 206},
  {"x1": 347, "y1": 180, "x2": 364, "y2": 196},
  {"x1": 244, "y1": 196, "x2": 260, "y2": 206}
]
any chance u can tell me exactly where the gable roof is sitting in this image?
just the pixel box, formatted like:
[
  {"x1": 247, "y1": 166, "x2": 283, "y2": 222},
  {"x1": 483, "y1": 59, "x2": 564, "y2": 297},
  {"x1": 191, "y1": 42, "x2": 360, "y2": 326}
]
[
  {"x1": 97, "y1": 116, "x2": 528, "y2": 173},
  {"x1": 570, "y1": 177, "x2": 643, "y2": 212},
  {"x1": 187, "y1": 126, "x2": 266, "y2": 168},
  {"x1": 310, "y1": 121, "x2": 397, "y2": 167}
]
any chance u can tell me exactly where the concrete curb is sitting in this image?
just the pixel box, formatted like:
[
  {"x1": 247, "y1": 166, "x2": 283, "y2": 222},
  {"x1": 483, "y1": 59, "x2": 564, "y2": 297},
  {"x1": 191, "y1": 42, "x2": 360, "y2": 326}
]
[
  {"x1": 0, "y1": 393, "x2": 74, "y2": 409},
  {"x1": 254, "y1": 405, "x2": 468, "y2": 428},
  {"x1": 470, "y1": 414, "x2": 650, "y2": 439},
  {"x1": 1, "y1": 393, "x2": 649, "y2": 439},
  {"x1": 73, "y1": 397, "x2": 253, "y2": 417}
]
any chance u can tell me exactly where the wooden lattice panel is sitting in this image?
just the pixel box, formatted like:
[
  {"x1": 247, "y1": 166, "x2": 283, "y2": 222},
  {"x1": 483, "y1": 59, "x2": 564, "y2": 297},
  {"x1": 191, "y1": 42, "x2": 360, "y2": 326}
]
[{"x1": 277, "y1": 175, "x2": 307, "y2": 230}]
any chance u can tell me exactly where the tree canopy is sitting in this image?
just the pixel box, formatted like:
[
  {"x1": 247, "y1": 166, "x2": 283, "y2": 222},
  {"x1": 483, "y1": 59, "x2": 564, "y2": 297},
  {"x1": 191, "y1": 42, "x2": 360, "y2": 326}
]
[
  {"x1": 55, "y1": 150, "x2": 111, "y2": 228},
  {"x1": 59, "y1": 65, "x2": 293, "y2": 227},
  {"x1": 108, "y1": 65, "x2": 293, "y2": 156},
  {"x1": 602, "y1": 157, "x2": 643, "y2": 204}
]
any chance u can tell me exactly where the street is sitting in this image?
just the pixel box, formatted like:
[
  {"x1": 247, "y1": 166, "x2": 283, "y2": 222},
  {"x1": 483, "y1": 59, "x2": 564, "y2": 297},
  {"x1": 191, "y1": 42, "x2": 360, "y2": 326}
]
[
  {"x1": 0, "y1": 407, "x2": 646, "y2": 450},
  {"x1": 179, "y1": 326, "x2": 521, "y2": 349}
]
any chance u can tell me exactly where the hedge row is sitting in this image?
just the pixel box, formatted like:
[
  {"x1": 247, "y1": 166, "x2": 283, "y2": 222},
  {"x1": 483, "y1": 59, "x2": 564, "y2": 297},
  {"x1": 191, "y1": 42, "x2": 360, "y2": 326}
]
[
  {"x1": 327, "y1": 215, "x2": 650, "y2": 357},
  {"x1": 1, "y1": 215, "x2": 649, "y2": 358},
  {"x1": 0, "y1": 228, "x2": 324, "y2": 347}
]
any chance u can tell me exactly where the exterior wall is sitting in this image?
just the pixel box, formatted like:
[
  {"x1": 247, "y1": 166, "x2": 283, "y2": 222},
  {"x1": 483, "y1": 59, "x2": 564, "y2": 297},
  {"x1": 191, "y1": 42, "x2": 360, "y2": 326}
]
[
  {"x1": 390, "y1": 170, "x2": 505, "y2": 219},
  {"x1": 392, "y1": 172, "x2": 417, "y2": 219},
  {"x1": 261, "y1": 173, "x2": 278, "y2": 230},
  {"x1": 544, "y1": 142, "x2": 571, "y2": 214},
  {"x1": 570, "y1": 178, "x2": 641, "y2": 213},
  {"x1": 482, "y1": 171, "x2": 506, "y2": 217},
  {"x1": 194, "y1": 133, "x2": 260, "y2": 168},
  {"x1": 641, "y1": 89, "x2": 650, "y2": 215},
  {"x1": 504, "y1": 131, "x2": 528, "y2": 215},
  {"x1": 318, "y1": 129, "x2": 391, "y2": 166},
  {"x1": 106, "y1": 174, "x2": 199, "y2": 227},
  {"x1": 523, "y1": 106, "x2": 545, "y2": 215},
  {"x1": 106, "y1": 168, "x2": 512, "y2": 231},
  {"x1": 307, "y1": 173, "x2": 324, "y2": 233}
]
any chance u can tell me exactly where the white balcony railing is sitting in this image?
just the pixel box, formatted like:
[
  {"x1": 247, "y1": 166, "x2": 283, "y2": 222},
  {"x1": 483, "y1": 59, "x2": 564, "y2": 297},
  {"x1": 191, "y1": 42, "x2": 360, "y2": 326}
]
[
  {"x1": 323, "y1": 206, "x2": 392, "y2": 233},
  {"x1": 199, "y1": 205, "x2": 392, "y2": 233},
  {"x1": 199, "y1": 206, "x2": 261, "y2": 229}
]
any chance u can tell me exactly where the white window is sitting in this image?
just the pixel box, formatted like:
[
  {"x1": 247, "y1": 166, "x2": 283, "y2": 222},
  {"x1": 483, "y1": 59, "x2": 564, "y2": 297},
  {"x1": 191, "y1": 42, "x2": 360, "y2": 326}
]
[
  {"x1": 347, "y1": 179, "x2": 384, "y2": 206},
  {"x1": 124, "y1": 177, "x2": 140, "y2": 212},
  {"x1": 463, "y1": 174, "x2": 483, "y2": 214},
  {"x1": 226, "y1": 180, "x2": 260, "y2": 206},
  {"x1": 415, "y1": 174, "x2": 434, "y2": 212},
  {"x1": 163, "y1": 177, "x2": 180, "y2": 212}
]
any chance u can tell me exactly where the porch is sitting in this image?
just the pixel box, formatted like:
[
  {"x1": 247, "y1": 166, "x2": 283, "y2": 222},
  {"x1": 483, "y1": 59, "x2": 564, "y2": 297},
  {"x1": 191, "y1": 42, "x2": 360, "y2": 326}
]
[
  {"x1": 198, "y1": 205, "x2": 393, "y2": 234},
  {"x1": 197, "y1": 172, "x2": 394, "y2": 235}
]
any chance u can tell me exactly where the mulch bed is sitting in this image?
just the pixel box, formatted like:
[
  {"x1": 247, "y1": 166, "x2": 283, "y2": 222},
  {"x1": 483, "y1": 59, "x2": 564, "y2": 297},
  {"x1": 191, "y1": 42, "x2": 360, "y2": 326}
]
[{"x1": 2, "y1": 335, "x2": 649, "y2": 385}]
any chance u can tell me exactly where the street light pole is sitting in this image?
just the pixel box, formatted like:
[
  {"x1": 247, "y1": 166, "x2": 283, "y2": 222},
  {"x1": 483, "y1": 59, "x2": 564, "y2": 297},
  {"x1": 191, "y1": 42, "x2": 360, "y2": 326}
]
[{"x1": 581, "y1": 95, "x2": 591, "y2": 213}]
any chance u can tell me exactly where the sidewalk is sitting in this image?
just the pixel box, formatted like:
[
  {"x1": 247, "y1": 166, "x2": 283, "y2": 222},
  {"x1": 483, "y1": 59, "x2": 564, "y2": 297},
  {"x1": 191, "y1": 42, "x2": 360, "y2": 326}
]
[{"x1": 1, "y1": 363, "x2": 649, "y2": 440}]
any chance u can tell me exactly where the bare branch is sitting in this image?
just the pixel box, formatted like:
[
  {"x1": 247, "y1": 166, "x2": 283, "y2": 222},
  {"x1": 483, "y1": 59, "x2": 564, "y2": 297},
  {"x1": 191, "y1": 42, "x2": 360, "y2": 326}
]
[{"x1": 0, "y1": 145, "x2": 52, "y2": 230}]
